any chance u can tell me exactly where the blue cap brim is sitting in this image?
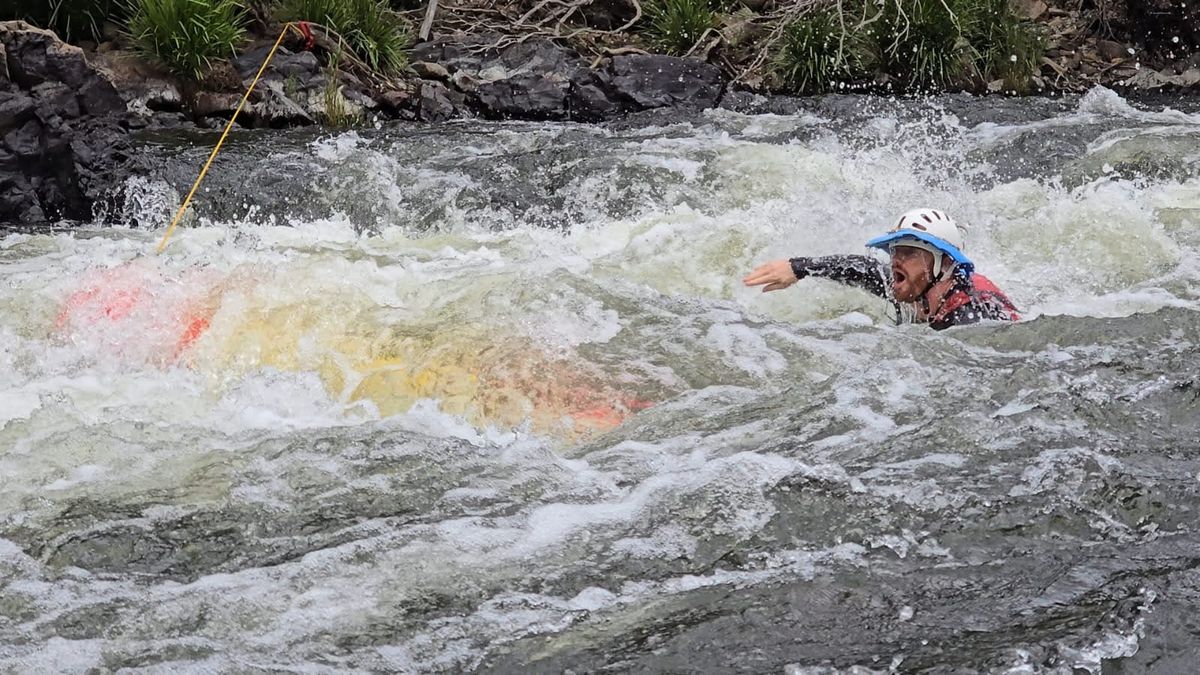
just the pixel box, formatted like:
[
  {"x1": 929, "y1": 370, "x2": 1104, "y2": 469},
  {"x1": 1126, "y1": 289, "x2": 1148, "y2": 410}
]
[{"x1": 865, "y1": 231, "x2": 975, "y2": 275}]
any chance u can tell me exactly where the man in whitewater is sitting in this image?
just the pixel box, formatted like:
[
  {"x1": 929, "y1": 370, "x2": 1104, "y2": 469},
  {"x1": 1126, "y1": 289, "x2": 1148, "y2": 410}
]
[{"x1": 742, "y1": 208, "x2": 1019, "y2": 330}]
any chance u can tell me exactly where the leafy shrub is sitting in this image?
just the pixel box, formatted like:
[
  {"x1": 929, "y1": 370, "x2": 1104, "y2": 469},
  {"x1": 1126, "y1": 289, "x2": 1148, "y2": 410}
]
[
  {"x1": 870, "y1": 0, "x2": 973, "y2": 90},
  {"x1": 775, "y1": 8, "x2": 867, "y2": 93},
  {"x1": 4, "y1": 0, "x2": 121, "y2": 42},
  {"x1": 970, "y1": 0, "x2": 1043, "y2": 90},
  {"x1": 643, "y1": 0, "x2": 715, "y2": 55},
  {"x1": 771, "y1": 0, "x2": 1042, "y2": 94},
  {"x1": 277, "y1": 0, "x2": 410, "y2": 75},
  {"x1": 126, "y1": 0, "x2": 247, "y2": 79}
]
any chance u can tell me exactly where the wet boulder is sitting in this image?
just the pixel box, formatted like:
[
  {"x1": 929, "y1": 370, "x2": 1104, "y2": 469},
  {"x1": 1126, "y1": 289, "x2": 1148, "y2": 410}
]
[
  {"x1": 569, "y1": 53, "x2": 725, "y2": 121},
  {"x1": 230, "y1": 46, "x2": 325, "y2": 127},
  {"x1": 418, "y1": 80, "x2": 464, "y2": 122},
  {"x1": 476, "y1": 71, "x2": 572, "y2": 119},
  {"x1": 0, "y1": 21, "x2": 134, "y2": 226},
  {"x1": 411, "y1": 37, "x2": 727, "y2": 122}
]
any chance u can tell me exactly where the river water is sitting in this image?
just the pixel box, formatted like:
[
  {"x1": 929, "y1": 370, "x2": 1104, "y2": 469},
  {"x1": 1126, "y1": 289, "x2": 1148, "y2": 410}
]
[{"x1": 2, "y1": 87, "x2": 1199, "y2": 673}]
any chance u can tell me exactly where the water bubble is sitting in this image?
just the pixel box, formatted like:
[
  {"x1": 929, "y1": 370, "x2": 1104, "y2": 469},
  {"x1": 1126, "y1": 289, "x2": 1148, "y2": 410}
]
[{"x1": 1009, "y1": 54, "x2": 1017, "y2": 63}]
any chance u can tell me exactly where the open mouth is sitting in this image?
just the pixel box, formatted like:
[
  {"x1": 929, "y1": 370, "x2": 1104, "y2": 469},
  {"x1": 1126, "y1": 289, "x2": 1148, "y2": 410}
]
[{"x1": 892, "y1": 269, "x2": 908, "y2": 285}]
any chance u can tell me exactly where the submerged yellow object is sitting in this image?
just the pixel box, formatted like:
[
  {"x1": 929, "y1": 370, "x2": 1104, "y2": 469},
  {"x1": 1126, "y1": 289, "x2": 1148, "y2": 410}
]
[{"x1": 56, "y1": 263, "x2": 652, "y2": 442}]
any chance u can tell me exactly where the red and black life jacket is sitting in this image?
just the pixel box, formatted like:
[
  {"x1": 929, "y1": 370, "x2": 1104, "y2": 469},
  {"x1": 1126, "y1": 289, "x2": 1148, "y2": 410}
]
[{"x1": 930, "y1": 274, "x2": 1020, "y2": 325}]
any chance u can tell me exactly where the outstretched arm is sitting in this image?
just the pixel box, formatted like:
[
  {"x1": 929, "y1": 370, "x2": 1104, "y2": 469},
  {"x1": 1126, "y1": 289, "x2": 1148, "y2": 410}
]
[{"x1": 744, "y1": 255, "x2": 890, "y2": 300}]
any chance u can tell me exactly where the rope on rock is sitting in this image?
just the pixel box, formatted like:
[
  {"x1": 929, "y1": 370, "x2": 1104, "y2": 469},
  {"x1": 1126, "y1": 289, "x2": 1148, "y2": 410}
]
[{"x1": 156, "y1": 21, "x2": 309, "y2": 255}]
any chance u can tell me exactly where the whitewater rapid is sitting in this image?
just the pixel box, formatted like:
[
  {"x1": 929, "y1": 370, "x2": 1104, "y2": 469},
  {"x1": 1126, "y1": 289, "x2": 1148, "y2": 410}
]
[{"x1": 2, "y1": 86, "x2": 1199, "y2": 673}]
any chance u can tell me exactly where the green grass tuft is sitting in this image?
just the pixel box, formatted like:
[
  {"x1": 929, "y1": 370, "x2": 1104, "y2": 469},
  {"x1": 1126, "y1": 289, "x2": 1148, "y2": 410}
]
[
  {"x1": 277, "y1": 0, "x2": 411, "y2": 75},
  {"x1": 775, "y1": 8, "x2": 867, "y2": 93},
  {"x1": 319, "y1": 52, "x2": 364, "y2": 127},
  {"x1": 771, "y1": 0, "x2": 1042, "y2": 94},
  {"x1": 643, "y1": 0, "x2": 716, "y2": 56},
  {"x1": 126, "y1": 0, "x2": 247, "y2": 79},
  {"x1": 970, "y1": 0, "x2": 1043, "y2": 91},
  {"x1": 871, "y1": 0, "x2": 972, "y2": 91}
]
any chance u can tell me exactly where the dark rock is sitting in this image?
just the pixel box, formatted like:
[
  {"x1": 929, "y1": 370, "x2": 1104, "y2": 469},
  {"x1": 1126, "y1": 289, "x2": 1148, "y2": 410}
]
[
  {"x1": 78, "y1": 74, "x2": 125, "y2": 117},
  {"x1": 375, "y1": 87, "x2": 415, "y2": 118},
  {"x1": 136, "y1": 79, "x2": 184, "y2": 113},
  {"x1": 412, "y1": 61, "x2": 451, "y2": 80},
  {"x1": 0, "y1": 145, "x2": 15, "y2": 169},
  {"x1": 1096, "y1": 39, "x2": 1130, "y2": 62},
  {"x1": 89, "y1": 51, "x2": 182, "y2": 115},
  {"x1": 579, "y1": 0, "x2": 638, "y2": 30},
  {"x1": 342, "y1": 85, "x2": 379, "y2": 111},
  {"x1": 1011, "y1": 0, "x2": 1047, "y2": 21},
  {"x1": 251, "y1": 81, "x2": 315, "y2": 127},
  {"x1": 716, "y1": 89, "x2": 778, "y2": 114},
  {"x1": 476, "y1": 72, "x2": 569, "y2": 120},
  {"x1": 496, "y1": 40, "x2": 583, "y2": 75},
  {"x1": 452, "y1": 70, "x2": 482, "y2": 93},
  {"x1": 234, "y1": 46, "x2": 309, "y2": 80},
  {"x1": 0, "y1": 91, "x2": 35, "y2": 129},
  {"x1": 32, "y1": 81, "x2": 81, "y2": 120},
  {"x1": 608, "y1": 54, "x2": 724, "y2": 110},
  {"x1": 271, "y1": 50, "x2": 320, "y2": 80},
  {"x1": 418, "y1": 80, "x2": 463, "y2": 122},
  {"x1": 0, "y1": 177, "x2": 44, "y2": 223},
  {"x1": 4, "y1": 119, "x2": 43, "y2": 158},
  {"x1": 191, "y1": 92, "x2": 240, "y2": 119},
  {"x1": 236, "y1": 46, "x2": 285, "y2": 78},
  {"x1": 0, "y1": 22, "x2": 139, "y2": 225},
  {"x1": 411, "y1": 39, "x2": 488, "y2": 74},
  {"x1": 229, "y1": 47, "x2": 331, "y2": 125},
  {"x1": 568, "y1": 70, "x2": 620, "y2": 121},
  {"x1": 1122, "y1": 66, "x2": 1200, "y2": 89},
  {"x1": 412, "y1": 37, "x2": 727, "y2": 123},
  {"x1": 566, "y1": 53, "x2": 726, "y2": 121},
  {"x1": 1, "y1": 22, "x2": 90, "y2": 89}
]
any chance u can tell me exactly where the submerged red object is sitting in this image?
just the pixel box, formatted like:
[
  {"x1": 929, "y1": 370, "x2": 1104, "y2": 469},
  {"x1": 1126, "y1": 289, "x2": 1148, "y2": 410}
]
[{"x1": 54, "y1": 264, "x2": 215, "y2": 363}]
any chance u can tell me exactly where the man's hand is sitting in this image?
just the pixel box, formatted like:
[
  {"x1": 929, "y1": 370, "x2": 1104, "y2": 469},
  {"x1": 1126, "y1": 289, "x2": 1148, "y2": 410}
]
[{"x1": 743, "y1": 259, "x2": 798, "y2": 293}]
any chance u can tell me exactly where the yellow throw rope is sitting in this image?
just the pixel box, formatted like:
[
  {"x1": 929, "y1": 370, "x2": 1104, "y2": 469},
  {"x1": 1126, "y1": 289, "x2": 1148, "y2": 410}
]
[{"x1": 156, "y1": 22, "x2": 301, "y2": 255}]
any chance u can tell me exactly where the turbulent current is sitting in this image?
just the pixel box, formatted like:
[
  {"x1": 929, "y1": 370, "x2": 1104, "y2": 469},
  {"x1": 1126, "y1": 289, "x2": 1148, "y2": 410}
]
[{"x1": 2, "y1": 87, "x2": 1200, "y2": 673}]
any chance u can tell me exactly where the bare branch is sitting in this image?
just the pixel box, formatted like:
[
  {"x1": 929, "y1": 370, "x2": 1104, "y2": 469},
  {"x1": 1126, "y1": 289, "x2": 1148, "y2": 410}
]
[{"x1": 420, "y1": 0, "x2": 439, "y2": 41}]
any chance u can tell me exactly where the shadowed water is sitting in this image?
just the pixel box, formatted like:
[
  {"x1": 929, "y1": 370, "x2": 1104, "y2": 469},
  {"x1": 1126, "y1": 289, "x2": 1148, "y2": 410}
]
[{"x1": 2, "y1": 86, "x2": 1199, "y2": 673}]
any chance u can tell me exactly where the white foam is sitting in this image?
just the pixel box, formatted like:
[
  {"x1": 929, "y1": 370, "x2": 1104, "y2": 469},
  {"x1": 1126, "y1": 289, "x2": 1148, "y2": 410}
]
[{"x1": 0, "y1": 390, "x2": 40, "y2": 428}]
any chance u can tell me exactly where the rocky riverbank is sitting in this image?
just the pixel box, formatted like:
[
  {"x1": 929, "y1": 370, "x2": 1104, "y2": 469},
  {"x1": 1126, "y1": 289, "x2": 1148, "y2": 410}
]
[
  {"x1": 1, "y1": 0, "x2": 1197, "y2": 227},
  {"x1": 0, "y1": 23, "x2": 135, "y2": 224}
]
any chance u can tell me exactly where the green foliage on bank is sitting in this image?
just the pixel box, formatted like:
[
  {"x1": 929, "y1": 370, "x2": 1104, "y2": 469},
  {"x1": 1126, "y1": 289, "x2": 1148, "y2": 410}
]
[
  {"x1": 776, "y1": 7, "x2": 870, "y2": 92},
  {"x1": 774, "y1": 0, "x2": 1043, "y2": 94},
  {"x1": 643, "y1": 0, "x2": 717, "y2": 55},
  {"x1": 126, "y1": 0, "x2": 247, "y2": 78},
  {"x1": 5, "y1": 0, "x2": 411, "y2": 81},
  {"x1": 276, "y1": 0, "x2": 411, "y2": 75},
  {"x1": 3, "y1": 0, "x2": 121, "y2": 42},
  {"x1": 5, "y1": 0, "x2": 1044, "y2": 96}
]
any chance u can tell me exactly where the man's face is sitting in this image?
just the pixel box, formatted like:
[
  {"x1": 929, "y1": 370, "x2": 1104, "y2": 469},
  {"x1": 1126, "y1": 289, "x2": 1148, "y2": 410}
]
[{"x1": 889, "y1": 245, "x2": 934, "y2": 303}]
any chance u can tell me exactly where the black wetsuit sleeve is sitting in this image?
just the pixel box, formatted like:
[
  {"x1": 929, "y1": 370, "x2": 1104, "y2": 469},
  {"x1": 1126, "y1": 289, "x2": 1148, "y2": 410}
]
[{"x1": 789, "y1": 255, "x2": 890, "y2": 300}]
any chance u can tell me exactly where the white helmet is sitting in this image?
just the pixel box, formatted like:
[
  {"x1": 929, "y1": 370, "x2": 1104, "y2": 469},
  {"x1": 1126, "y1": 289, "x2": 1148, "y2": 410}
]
[{"x1": 866, "y1": 208, "x2": 973, "y2": 278}]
